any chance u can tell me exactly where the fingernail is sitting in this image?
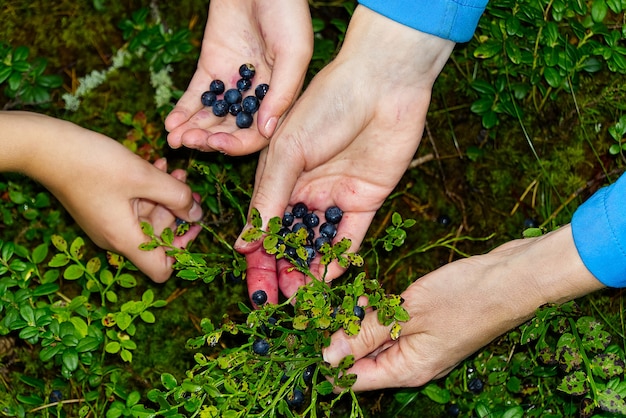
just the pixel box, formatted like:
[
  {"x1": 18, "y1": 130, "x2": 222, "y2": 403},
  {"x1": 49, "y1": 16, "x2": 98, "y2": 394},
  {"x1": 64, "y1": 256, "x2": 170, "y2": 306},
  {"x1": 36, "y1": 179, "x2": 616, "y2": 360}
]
[
  {"x1": 188, "y1": 201, "x2": 203, "y2": 222},
  {"x1": 263, "y1": 117, "x2": 277, "y2": 138},
  {"x1": 323, "y1": 337, "x2": 352, "y2": 366}
]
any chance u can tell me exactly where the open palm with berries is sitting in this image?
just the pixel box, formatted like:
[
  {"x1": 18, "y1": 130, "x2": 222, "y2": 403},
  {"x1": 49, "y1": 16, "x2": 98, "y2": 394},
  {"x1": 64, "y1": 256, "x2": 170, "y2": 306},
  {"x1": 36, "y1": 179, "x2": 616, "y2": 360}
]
[
  {"x1": 165, "y1": 0, "x2": 313, "y2": 156},
  {"x1": 234, "y1": 6, "x2": 456, "y2": 304}
]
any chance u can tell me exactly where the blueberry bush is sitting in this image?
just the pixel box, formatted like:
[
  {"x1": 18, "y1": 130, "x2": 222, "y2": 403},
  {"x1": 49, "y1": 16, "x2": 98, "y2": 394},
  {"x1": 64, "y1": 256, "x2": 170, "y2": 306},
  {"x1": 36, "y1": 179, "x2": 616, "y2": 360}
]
[{"x1": 1, "y1": 0, "x2": 626, "y2": 417}]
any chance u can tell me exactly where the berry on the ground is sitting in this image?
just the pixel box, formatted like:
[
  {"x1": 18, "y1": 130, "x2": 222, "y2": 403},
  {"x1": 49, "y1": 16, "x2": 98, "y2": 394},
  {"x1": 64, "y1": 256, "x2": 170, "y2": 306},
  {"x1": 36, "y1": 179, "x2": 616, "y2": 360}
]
[
  {"x1": 252, "y1": 339, "x2": 270, "y2": 356},
  {"x1": 324, "y1": 206, "x2": 343, "y2": 224},
  {"x1": 242, "y1": 96, "x2": 260, "y2": 114},
  {"x1": 224, "y1": 88, "x2": 242, "y2": 105},
  {"x1": 236, "y1": 111, "x2": 253, "y2": 129},
  {"x1": 239, "y1": 63, "x2": 256, "y2": 80},
  {"x1": 255, "y1": 83, "x2": 269, "y2": 100},
  {"x1": 286, "y1": 388, "x2": 305, "y2": 409},
  {"x1": 292, "y1": 202, "x2": 308, "y2": 218},
  {"x1": 251, "y1": 290, "x2": 268, "y2": 306},
  {"x1": 212, "y1": 100, "x2": 228, "y2": 117},
  {"x1": 437, "y1": 214, "x2": 452, "y2": 226},
  {"x1": 209, "y1": 79, "x2": 225, "y2": 94},
  {"x1": 201, "y1": 91, "x2": 217, "y2": 107},
  {"x1": 468, "y1": 377, "x2": 484, "y2": 394}
]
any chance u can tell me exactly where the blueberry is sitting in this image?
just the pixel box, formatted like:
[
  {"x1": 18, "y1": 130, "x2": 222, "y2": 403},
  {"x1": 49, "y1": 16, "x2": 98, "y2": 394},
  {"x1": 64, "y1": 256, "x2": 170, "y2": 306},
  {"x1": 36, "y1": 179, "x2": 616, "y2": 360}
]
[
  {"x1": 437, "y1": 214, "x2": 452, "y2": 226},
  {"x1": 292, "y1": 202, "x2": 308, "y2": 218},
  {"x1": 314, "y1": 235, "x2": 330, "y2": 252},
  {"x1": 353, "y1": 305, "x2": 365, "y2": 321},
  {"x1": 236, "y1": 111, "x2": 253, "y2": 128},
  {"x1": 49, "y1": 390, "x2": 63, "y2": 403},
  {"x1": 318, "y1": 222, "x2": 337, "y2": 239},
  {"x1": 303, "y1": 245, "x2": 316, "y2": 263},
  {"x1": 303, "y1": 212, "x2": 320, "y2": 228},
  {"x1": 447, "y1": 404, "x2": 460, "y2": 417},
  {"x1": 239, "y1": 63, "x2": 256, "y2": 80},
  {"x1": 285, "y1": 245, "x2": 298, "y2": 259},
  {"x1": 229, "y1": 103, "x2": 242, "y2": 116},
  {"x1": 291, "y1": 222, "x2": 315, "y2": 240},
  {"x1": 283, "y1": 212, "x2": 295, "y2": 227},
  {"x1": 324, "y1": 206, "x2": 343, "y2": 224},
  {"x1": 286, "y1": 388, "x2": 305, "y2": 409},
  {"x1": 224, "y1": 88, "x2": 242, "y2": 105},
  {"x1": 251, "y1": 290, "x2": 268, "y2": 306},
  {"x1": 468, "y1": 377, "x2": 484, "y2": 394},
  {"x1": 209, "y1": 79, "x2": 225, "y2": 94},
  {"x1": 236, "y1": 78, "x2": 252, "y2": 92},
  {"x1": 277, "y1": 226, "x2": 291, "y2": 238},
  {"x1": 252, "y1": 339, "x2": 270, "y2": 355},
  {"x1": 242, "y1": 96, "x2": 260, "y2": 114},
  {"x1": 524, "y1": 218, "x2": 539, "y2": 228},
  {"x1": 255, "y1": 83, "x2": 269, "y2": 100},
  {"x1": 303, "y1": 364, "x2": 315, "y2": 385},
  {"x1": 268, "y1": 316, "x2": 278, "y2": 326},
  {"x1": 212, "y1": 99, "x2": 228, "y2": 117},
  {"x1": 201, "y1": 91, "x2": 217, "y2": 107}
]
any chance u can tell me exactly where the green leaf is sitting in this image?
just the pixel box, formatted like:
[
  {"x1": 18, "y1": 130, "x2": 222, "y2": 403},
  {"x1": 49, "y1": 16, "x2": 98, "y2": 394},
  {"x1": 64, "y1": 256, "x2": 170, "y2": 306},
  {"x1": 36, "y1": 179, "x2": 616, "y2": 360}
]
[
  {"x1": 598, "y1": 388, "x2": 626, "y2": 414},
  {"x1": 140, "y1": 310, "x2": 155, "y2": 323},
  {"x1": 115, "y1": 312, "x2": 132, "y2": 330},
  {"x1": 121, "y1": 349, "x2": 133, "y2": 362},
  {"x1": 62, "y1": 348, "x2": 79, "y2": 371},
  {"x1": 32, "y1": 282, "x2": 59, "y2": 297},
  {"x1": 48, "y1": 253, "x2": 69, "y2": 267},
  {"x1": 142, "y1": 289, "x2": 154, "y2": 305},
  {"x1": 69, "y1": 237, "x2": 85, "y2": 259},
  {"x1": 250, "y1": 207, "x2": 262, "y2": 228},
  {"x1": 118, "y1": 273, "x2": 137, "y2": 288},
  {"x1": 543, "y1": 67, "x2": 562, "y2": 88},
  {"x1": 591, "y1": 0, "x2": 609, "y2": 22},
  {"x1": 161, "y1": 373, "x2": 178, "y2": 390},
  {"x1": 75, "y1": 336, "x2": 101, "y2": 353},
  {"x1": 31, "y1": 243, "x2": 48, "y2": 264},
  {"x1": 422, "y1": 383, "x2": 450, "y2": 404},
  {"x1": 557, "y1": 370, "x2": 589, "y2": 395},
  {"x1": 64, "y1": 264, "x2": 84, "y2": 280},
  {"x1": 86, "y1": 257, "x2": 101, "y2": 275},
  {"x1": 473, "y1": 40, "x2": 502, "y2": 59},
  {"x1": 105, "y1": 341, "x2": 121, "y2": 353},
  {"x1": 315, "y1": 381, "x2": 334, "y2": 396}
]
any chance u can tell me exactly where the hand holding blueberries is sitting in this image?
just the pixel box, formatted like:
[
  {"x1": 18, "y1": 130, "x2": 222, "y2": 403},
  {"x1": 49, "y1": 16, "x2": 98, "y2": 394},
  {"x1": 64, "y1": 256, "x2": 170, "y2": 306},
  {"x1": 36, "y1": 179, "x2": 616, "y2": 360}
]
[
  {"x1": 235, "y1": 6, "x2": 455, "y2": 303},
  {"x1": 322, "y1": 225, "x2": 604, "y2": 391},
  {"x1": 165, "y1": 0, "x2": 313, "y2": 156}
]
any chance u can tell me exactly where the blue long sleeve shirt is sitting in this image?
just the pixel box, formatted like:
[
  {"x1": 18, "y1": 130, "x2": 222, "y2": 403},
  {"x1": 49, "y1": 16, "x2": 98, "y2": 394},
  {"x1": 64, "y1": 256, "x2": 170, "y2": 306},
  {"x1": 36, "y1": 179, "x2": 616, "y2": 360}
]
[{"x1": 358, "y1": 0, "x2": 626, "y2": 287}]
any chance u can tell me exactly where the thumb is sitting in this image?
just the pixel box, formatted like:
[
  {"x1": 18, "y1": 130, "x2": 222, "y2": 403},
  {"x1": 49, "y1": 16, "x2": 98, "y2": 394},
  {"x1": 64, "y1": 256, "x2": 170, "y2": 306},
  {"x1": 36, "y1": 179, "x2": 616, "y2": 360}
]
[
  {"x1": 323, "y1": 313, "x2": 393, "y2": 367},
  {"x1": 141, "y1": 165, "x2": 203, "y2": 223}
]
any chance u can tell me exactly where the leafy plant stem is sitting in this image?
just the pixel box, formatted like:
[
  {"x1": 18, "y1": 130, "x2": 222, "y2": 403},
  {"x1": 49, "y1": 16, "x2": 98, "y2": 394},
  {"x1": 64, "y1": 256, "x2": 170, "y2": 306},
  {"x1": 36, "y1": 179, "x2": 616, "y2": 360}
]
[{"x1": 568, "y1": 317, "x2": 599, "y2": 406}]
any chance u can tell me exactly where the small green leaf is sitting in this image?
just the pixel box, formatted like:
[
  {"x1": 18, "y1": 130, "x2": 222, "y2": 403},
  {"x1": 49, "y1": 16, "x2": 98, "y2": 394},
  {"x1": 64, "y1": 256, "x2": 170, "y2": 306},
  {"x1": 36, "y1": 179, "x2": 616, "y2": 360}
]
[
  {"x1": 48, "y1": 253, "x2": 70, "y2": 268},
  {"x1": 64, "y1": 264, "x2": 85, "y2": 280},
  {"x1": 105, "y1": 341, "x2": 121, "y2": 354},
  {"x1": 118, "y1": 273, "x2": 137, "y2": 288},
  {"x1": 62, "y1": 348, "x2": 79, "y2": 371},
  {"x1": 31, "y1": 243, "x2": 48, "y2": 264},
  {"x1": 161, "y1": 373, "x2": 178, "y2": 390},
  {"x1": 140, "y1": 310, "x2": 156, "y2": 323},
  {"x1": 422, "y1": 383, "x2": 451, "y2": 404},
  {"x1": 315, "y1": 381, "x2": 334, "y2": 396},
  {"x1": 69, "y1": 237, "x2": 85, "y2": 259}
]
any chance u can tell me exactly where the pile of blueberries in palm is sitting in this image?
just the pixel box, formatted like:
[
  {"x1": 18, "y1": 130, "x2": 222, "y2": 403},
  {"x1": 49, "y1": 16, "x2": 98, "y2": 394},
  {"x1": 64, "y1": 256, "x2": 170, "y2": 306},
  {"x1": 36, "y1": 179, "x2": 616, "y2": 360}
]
[
  {"x1": 200, "y1": 63, "x2": 269, "y2": 129},
  {"x1": 279, "y1": 202, "x2": 343, "y2": 268}
]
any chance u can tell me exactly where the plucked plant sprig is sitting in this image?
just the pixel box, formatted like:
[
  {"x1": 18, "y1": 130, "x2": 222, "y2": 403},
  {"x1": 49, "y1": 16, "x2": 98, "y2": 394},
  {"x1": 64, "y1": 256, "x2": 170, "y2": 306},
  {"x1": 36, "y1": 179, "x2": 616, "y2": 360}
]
[{"x1": 135, "y1": 209, "x2": 409, "y2": 417}]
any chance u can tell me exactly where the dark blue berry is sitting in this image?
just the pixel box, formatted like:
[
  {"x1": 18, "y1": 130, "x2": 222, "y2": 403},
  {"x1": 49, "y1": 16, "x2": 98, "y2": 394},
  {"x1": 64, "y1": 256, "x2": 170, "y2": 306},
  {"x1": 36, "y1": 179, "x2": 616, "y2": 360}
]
[
  {"x1": 209, "y1": 79, "x2": 225, "y2": 94},
  {"x1": 237, "y1": 78, "x2": 252, "y2": 92},
  {"x1": 304, "y1": 245, "x2": 316, "y2": 263},
  {"x1": 292, "y1": 202, "x2": 308, "y2": 218},
  {"x1": 524, "y1": 218, "x2": 539, "y2": 228},
  {"x1": 447, "y1": 404, "x2": 460, "y2": 417},
  {"x1": 242, "y1": 96, "x2": 260, "y2": 114},
  {"x1": 251, "y1": 290, "x2": 268, "y2": 306},
  {"x1": 224, "y1": 88, "x2": 242, "y2": 105},
  {"x1": 314, "y1": 235, "x2": 330, "y2": 252},
  {"x1": 226, "y1": 270, "x2": 243, "y2": 283},
  {"x1": 229, "y1": 103, "x2": 242, "y2": 116},
  {"x1": 236, "y1": 111, "x2": 253, "y2": 128},
  {"x1": 49, "y1": 390, "x2": 63, "y2": 403},
  {"x1": 437, "y1": 214, "x2": 452, "y2": 226},
  {"x1": 255, "y1": 83, "x2": 269, "y2": 100},
  {"x1": 353, "y1": 305, "x2": 365, "y2": 321},
  {"x1": 201, "y1": 91, "x2": 217, "y2": 107},
  {"x1": 268, "y1": 316, "x2": 278, "y2": 326},
  {"x1": 284, "y1": 246, "x2": 298, "y2": 260},
  {"x1": 283, "y1": 212, "x2": 295, "y2": 227},
  {"x1": 252, "y1": 339, "x2": 270, "y2": 355},
  {"x1": 303, "y1": 364, "x2": 315, "y2": 385},
  {"x1": 212, "y1": 100, "x2": 228, "y2": 117},
  {"x1": 303, "y1": 212, "x2": 320, "y2": 228},
  {"x1": 468, "y1": 377, "x2": 484, "y2": 394},
  {"x1": 319, "y1": 222, "x2": 337, "y2": 239},
  {"x1": 278, "y1": 226, "x2": 291, "y2": 238},
  {"x1": 324, "y1": 206, "x2": 343, "y2": 224},
  {"x1": 239, "y1": 63, "x2": 256, "y2": 80},
  {"x1": 286, "y1": 388, "x2": 305, "y2": 409}
]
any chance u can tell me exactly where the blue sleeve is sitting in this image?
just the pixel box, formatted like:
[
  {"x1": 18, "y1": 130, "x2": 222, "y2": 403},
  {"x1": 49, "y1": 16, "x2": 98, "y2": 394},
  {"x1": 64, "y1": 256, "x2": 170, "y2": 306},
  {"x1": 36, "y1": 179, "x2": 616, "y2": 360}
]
[
  {"x1": 357, "y1": 0, "x2": 489, "y2": 43},
  {"x1": 572, "y1": 173, "x2": 626, "y2": 288}
]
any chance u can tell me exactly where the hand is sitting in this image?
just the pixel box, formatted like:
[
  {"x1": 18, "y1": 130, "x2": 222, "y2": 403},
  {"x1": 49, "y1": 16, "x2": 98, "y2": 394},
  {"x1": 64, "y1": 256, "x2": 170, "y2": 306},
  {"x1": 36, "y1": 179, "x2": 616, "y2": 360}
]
[
  {"x1": 165, "y1": 0, "x2": 313, "y2": 155},
  {"x1": 3, "y1": 112, "x2": 203, "y2": 283},
  {"x1": 234, "y1": 6, "x2": 455, "y2": 304},
  {"x1": 321, "y1": 225, "x2": 604, "y2": 391}
]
